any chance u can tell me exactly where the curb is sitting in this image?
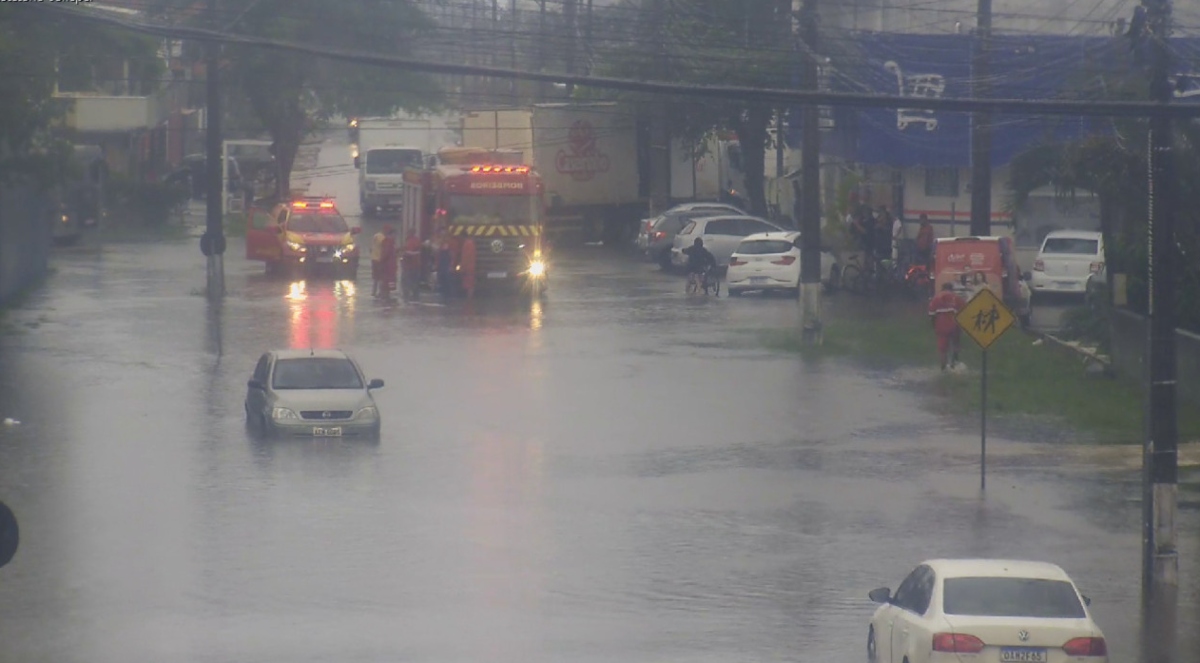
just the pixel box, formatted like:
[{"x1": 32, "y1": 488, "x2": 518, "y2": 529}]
[{"x1": 1028, "y1": 327, "x2": 1111, "y2": 367}]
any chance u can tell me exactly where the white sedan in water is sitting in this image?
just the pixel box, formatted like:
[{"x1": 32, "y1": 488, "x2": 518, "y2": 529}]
[
  {"x1": 867, "y1": 559, "x2": 1107, "y2": 663},
  {"x1": 725, "y1": 231, "x2": 837, "y2": 296}
]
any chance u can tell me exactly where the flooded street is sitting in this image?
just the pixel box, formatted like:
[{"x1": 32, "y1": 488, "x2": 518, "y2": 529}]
[{"x1": 0, "y1": 136, "x2": 1196, "y2": 663}]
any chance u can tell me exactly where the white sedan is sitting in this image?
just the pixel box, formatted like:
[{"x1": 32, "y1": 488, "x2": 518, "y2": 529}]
[
  {"x1": 868, "y1": 559, "x2": 1107, "y2": 663},
  {"x1": 725, "y1": 231, "x2": 837, "y2": 296}
]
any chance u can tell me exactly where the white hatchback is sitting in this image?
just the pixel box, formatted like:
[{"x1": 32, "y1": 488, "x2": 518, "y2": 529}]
[
  {"x1": 726, "y1": 231, "x2": 836, "y2": 296},
  {"x1": 1029, "y1": 230, "x2": 1104, "y2": 297},
  {"x1": 868, "y1": 559, "x2": 1107, "y2": 663}
]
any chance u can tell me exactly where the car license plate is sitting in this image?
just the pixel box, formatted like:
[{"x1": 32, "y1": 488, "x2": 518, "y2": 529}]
[
  {"x1": 312, "y1": 427, "x2": 342, "y2": 437},
  {"x1": 1056, "y1": 281, "x2": 1074, "y2": 288},
  {"x1": 317, "y1": 256, "x2": 334, "y2": 263},
  {"x1": 1000, "y1": 647, "x2": 1046, "y2": 662},
  {"x1": 487, "y1": 271, "x2": 507, "y2": 279},
  {"x1": 750, "y1": 277, "x2": 769, "y2": 284}
]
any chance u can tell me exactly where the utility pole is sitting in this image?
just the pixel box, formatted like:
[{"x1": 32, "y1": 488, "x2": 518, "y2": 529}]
[
  {"x1": 509, "y1": 0, "x2": 518, "y2": 98},
  {"x1": 645, "y1": 0, "x2": 670, "y2": 220},
  {"x1": 564, "y1": 0, "x2": 578, "y2": 96},
  {"x1": 969, "y1": 0, "x2": 992, "y2": 236},
  {"x1": 202, "y1": 0, "x2": 225, "y2": 299},
  {"x1": 1142, "y1": 2, "x2": 1179, "y2": 661},
  {"x1": 799, "y1": 0, "x2": 822, "y2": 344}
]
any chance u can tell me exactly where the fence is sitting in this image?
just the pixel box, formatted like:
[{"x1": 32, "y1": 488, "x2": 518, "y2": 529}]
[
  {"x1": 1110, "y1": 309, "x2": 1200, "y2": 411},
  {"x1": 0, "y1": 183, "x2": 52, "y2": 308}
]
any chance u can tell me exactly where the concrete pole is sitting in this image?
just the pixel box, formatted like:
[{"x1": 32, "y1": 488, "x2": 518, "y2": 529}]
[
  {"x1": 1142, "y1": 2, "x2": 1179, "y2": 662},
  {"x1": 799, "y1": 0, "x2": 822, "y2": 344},
  {"x1": 203, "y1": 0, "x2": 225, "y2": 299},
  {"x1": 969, "y1": 0, "x2": 992, "y2": 236}
]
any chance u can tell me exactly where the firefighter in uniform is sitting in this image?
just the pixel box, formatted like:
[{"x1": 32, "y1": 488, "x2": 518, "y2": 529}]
[{"x1": 928, "y1": 282, "x2": 967, "y2": 371}]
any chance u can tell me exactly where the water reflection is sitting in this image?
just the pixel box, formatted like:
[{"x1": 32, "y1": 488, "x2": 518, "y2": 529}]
[{"x1": 285, "y1": 279, "x2": 358, "y2": 349}]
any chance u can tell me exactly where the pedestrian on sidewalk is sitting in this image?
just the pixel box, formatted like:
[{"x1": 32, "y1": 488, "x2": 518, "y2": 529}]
[
  {"x1": 370, "y1": 227, "x2": 386, "y2": 297},
  {"x1": 928, "y1": 282, "x2": 967, "y2": 372}
]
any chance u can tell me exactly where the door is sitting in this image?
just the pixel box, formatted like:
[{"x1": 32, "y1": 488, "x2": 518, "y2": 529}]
[
  {"x1": 891, "y1": 566, "x2": 935, "y2": 663},
  {"x1": 701, "y1": 218, "x2": 742, "y2": 263},
  {"x1": 247, "y1": 354, "x2": 271, "y2": 416},
  {"x1": 246, "y1": 206, "x2": 280, "y2": 260}
]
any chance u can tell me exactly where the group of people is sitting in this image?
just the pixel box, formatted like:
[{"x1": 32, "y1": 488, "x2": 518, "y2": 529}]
[
  {"x1": 370, "y1": 225, "x2": 481, "y2": 301},
  {"x1": 846, "y1": 205, "x2": 936, "y2": 273}
]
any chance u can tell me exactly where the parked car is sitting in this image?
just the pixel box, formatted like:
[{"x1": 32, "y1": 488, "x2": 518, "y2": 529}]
[
  {"x1": 245, "y1": 349, "x2": 384, "y2": 438},
  {"x1": 638, "y1": 203, "x2": 744, "y2": 268},
  {"x1": 670, "y1": 215, "x2": 786, "y2": 269},
  {"x1": 867, "y1": 558, "x2": 1107, "y2": 663},
  {"x1": 1029, "y1": 230, "x2": 1104, "y2": 298},
  {"x1": 726, "y1": 231, "x2": 838, "y2": 296}
]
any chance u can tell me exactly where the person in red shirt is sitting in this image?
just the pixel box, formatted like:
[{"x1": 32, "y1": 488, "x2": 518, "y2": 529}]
[{"x1": 928, "y1": 282, "x2": 967, "y2": 371}]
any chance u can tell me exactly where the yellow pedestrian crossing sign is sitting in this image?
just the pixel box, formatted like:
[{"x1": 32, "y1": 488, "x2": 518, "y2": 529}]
[{"x1": 956, "y1": 288, "x2": 1016, "y2": 350}]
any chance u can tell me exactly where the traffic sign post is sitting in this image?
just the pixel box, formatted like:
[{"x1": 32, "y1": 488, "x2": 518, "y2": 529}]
[{"x1": 956, "y1": 288, "x2": 1016, "y2": 490}]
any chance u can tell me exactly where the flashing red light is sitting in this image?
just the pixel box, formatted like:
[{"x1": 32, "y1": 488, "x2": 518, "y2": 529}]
[
  {"x1": 319, "y1": 201, "x2": 334, "y2": 208},
  {"x1": 292, "y1": 201, "x2": 307, "y2": 208},
  {"x1": 469, "y1": 165, "x2": 530, "y2": 174}
]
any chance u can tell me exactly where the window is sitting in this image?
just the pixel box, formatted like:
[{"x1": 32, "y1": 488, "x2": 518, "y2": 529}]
[
  {"x1": 740, "y1": 219, "x2": 779, "y2": 235},
  {"x1": 925, "y1": 167, "x2": 959, "y2": 197},
  {"x1": 275, "y1": 209, "x2": 288, "y2": 226},
  {"x1": 737, "y1": 239, "x2": 794, "y2": 255},
  {"x1": 271, "y1": 358, "x2": 363, "y2": 390},
  {"x1": 705, "y1": 219, "x2": 739, "y2": 235},
  {"x1": 942, "y1": 577, "x2": 1086, "y2": 619},
  {"x1": 365, "y1": 149, "x2": 422, "y2": 174},
  {"x1": 250, "y1": 210, "x2": 272, "y2": 230},
  {"x1": 680, "y1": 220, "x2": 698, "y2": 235},
  {"x1": 288, "y1": 213, "x2": 349, "y2": 234},
  {"x1": 892, "y1": 567, "x2": 925, "y2": 613},
  {"x1": 446, "y1": 195, "x2": 538, "y2": 225},
  {"x1": 1041, "y1": 237, "x2": 1100, "y2": 255}
]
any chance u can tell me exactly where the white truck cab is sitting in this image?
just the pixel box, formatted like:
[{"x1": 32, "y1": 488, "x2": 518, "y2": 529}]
[{"x1": 355, "y1": 145, "x2": 423, "y2": 217}]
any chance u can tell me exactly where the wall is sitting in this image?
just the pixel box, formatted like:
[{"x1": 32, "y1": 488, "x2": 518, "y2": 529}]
[
  {"x1": 1111, "y1": 309, "x2": 1200, "y2": 411},
  {"x1": 819, "y1": 0, "x2": 1132, "y2": 35},
  {"x1": 0, "y1": 184, "x2": 52, "y2": 308}
]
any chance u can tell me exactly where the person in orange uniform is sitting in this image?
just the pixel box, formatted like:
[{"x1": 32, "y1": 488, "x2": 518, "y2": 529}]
[
  {"x1": 928, "y1": 282, "x2": 967, "y2": 371},
  {"x1": 459, "y1": 237, "x2": 477, "y2": 298},
  {"x1": 401, "y1": 230, "x2": 423, "y2": 301}
]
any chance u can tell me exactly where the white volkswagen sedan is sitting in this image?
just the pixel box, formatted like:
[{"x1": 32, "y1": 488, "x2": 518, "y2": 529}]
[
  {"x1": 726, "y1": 231, "x2": 836, "y2": 296},
  {"x1": 1029, "y1": 230, "x2": 1105, "y2": 297},
  {"x1": 867, "y1": 559, "x2": 1107, "y2": 663}
]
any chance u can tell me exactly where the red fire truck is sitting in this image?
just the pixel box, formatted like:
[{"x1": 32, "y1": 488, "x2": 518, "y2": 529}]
[{"x1": 401, "y1": 147, "x2": 548, "y2": 295}]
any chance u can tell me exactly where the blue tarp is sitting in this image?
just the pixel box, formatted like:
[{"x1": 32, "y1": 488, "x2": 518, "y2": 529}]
[{"x1": 796, "y1": 32, "x2": 1200, "y2": 167}]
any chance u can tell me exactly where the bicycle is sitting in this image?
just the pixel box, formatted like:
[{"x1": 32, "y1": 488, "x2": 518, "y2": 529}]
[
  {"x1": 839, "y1": 252, "x2": 878, "y2": 296},
  {"x1": 686, "y1": 267, "x2": 720, "y2": 296}
]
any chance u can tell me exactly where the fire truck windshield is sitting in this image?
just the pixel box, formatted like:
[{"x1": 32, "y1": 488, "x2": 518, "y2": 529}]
[
  {"x1": 446, "y1": 195, "x2": 539, "y2": 225},
  {"x1": 365, "y1": 149, "x2": 422, "y2": 174},
  {"x1": 289, "y1": 213, "x2": 349, "y2": 233}
]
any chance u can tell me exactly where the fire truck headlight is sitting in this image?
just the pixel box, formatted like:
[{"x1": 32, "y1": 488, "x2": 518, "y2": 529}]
[
  {"x1": 286, "y1": 240, "x2": 305, "y2": 252},
  {"x1": 528, "y1": 260, "x2": 546, "y2": 278}
]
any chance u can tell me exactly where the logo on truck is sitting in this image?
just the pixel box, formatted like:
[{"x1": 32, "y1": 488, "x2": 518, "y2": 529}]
[{"x1": 556, "y1": 120, "x2": 610, "y2": 182}]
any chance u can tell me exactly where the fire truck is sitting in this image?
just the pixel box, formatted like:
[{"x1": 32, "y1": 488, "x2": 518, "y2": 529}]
[{"x1": 401, "y1": 147, "x2": 548, "y2": 295}]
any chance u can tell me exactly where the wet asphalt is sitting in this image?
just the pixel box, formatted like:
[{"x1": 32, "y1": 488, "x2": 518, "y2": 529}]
[{"x1": 0, "y1": 134, "x2": 1195, "y2": 663}]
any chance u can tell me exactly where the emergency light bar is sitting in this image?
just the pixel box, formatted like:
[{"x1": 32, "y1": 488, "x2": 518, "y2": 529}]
[
  {"x1": 469, "y1": 165, "x2": 530, "y2": 174},
  {"x1": 292, "y1": 200, "x2": 336, "y2": 209}
]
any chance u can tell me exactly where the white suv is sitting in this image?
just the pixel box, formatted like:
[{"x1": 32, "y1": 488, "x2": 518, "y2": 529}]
[{"x1": 1029, "y1": 230, "x2": 1104, "y2": 298}]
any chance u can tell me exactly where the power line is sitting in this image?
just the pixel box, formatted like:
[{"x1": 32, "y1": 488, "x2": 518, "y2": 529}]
[{"x1": 36, "y1": 4, "x2": 1200, "y2": 118}]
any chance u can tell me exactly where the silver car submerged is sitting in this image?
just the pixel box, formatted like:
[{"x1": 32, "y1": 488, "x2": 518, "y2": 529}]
[{"x1": 245, "y1": 349, "x2": 383, "y2": 438}]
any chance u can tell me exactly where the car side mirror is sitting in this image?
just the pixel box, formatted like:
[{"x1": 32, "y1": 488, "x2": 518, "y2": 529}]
[
  {"x1": 1082, "y1": 595, "x2": 1092, "y2": 606},
  {"x1": 353, "y1": 156, "x2": 361, "y2": 169},
  {"x1": 247, "y1": 379, "x2": 264, "y2": 390},
  {"x1": 351, "y1": 227, "x2": 362, "y2": 235},
  {"x1": 1022, "y1": 271, "x2": 1032, "y2": 281},
  {"x1": 368, "y1": 378, "x2": 384, "y2": 390},
  {"x1": 868, "y1": 587, "x2": 892, "y2": 604}
]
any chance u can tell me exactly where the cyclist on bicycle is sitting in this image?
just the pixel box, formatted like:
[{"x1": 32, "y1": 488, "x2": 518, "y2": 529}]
[{"x1": 682, "y1": 238, "x2": 718, "y2": 286}]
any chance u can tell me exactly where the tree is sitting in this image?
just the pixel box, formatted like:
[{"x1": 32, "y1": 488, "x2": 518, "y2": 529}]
[
  {"x1": 151, "y1": 0, "x2": 443, "y2": 197},
  {"x1": 592, "y1": 0, "x2": 796, "y2": 217}
]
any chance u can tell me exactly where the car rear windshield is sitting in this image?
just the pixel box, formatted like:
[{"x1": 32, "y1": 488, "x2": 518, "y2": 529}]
[
  {"x1": 1042, "y1": 237, "x2": 1099, "y2": 255},
  {"x1": 289, "y1": 213, "x2": 348, "y2": 234},
  {"x1": 737, "y1": 239, "x2": 793, "y2": 255},
  {"x1": 942, "y1": 577, "x2": 1086, "y2": 618},
  {"x1": 272, "y1": 358, "x2": 363, "y2": 390}
]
